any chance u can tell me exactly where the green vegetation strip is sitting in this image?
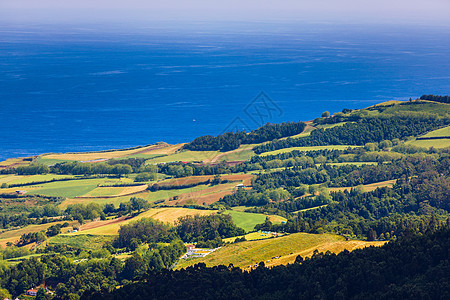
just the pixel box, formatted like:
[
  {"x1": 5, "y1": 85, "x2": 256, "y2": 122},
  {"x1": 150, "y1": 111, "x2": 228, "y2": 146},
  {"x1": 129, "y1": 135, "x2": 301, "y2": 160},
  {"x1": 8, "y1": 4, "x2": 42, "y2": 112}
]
[{"x1": 48, "y1": 234, "x2": 115, "y2": 250}]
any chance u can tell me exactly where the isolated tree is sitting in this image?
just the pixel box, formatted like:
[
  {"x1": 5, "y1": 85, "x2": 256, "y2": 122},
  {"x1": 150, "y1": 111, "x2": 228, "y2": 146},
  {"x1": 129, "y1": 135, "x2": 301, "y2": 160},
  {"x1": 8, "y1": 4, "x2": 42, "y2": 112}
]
[{"x1": 321, "y1": 111, "x2": 330, "y2": 118}]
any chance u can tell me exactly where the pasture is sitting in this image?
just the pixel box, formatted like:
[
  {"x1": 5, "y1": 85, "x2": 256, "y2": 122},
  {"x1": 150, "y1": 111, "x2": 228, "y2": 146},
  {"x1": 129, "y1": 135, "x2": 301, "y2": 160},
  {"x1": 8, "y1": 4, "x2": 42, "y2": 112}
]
[{"x1": 223, "y1": 210, "x2": 285, "y2": 232}]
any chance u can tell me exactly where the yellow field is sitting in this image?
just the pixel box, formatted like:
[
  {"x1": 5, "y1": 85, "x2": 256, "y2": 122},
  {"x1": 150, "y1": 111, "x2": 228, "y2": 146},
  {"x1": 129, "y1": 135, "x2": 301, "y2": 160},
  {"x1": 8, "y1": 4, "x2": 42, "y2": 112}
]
[
  {"x1": 176, "y1": 232, "x2": 386, "y2": 270},
  {"x1": 81, "y1": 184, "x2": 148, "y2": 198},
  {"x1": 0, "y1": 175, "x2": 27, "y2": 184},
  {"x1": 328, "y1": 179, "x2": 397, "y2": 193},
  {"x1": 69, "y1": 207, "x2": 217, "y2": 235},
  {"x1": 40, "y1": 144, "x2": 163, "y2": 161},
  {"x1": 421, "y1": 125, "x2": 450, "y2": 138},
  {"x1": 368, "y1": 100, "x2": 404, "y2": 107},
  {"x1": 138, "y1": 143, "x2": 183, "y2": 155},
  {"x1": 407, "y1": 138, "x2": 450, "y2": 149},
  {"x1": 209, "y1": 144, "x2": 256, "y2": 163},
  {"x1": 0, "y1": 157, "x2": 31, "y2": 168},
  {"x1": 0, "y1": 221, "x2": 77, "y2": 248},
  {"x1": 146, "y1": 150, "x2": 221, "y2": 164},
  {"x1": 267, "y1": 215, "x2": 287, "y2": 223},
  {"x1": 223, "y1": 231, "x2": 285, "y2": 243}
]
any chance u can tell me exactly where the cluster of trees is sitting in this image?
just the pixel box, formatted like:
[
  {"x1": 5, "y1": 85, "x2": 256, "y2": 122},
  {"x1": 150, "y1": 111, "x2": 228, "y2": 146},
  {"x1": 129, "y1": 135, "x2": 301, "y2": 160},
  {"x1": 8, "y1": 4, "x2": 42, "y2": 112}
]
[
  {"x1": 176, "y1": 214, "x2": 245, "y2": 247},
  {"x1": 254, "y1": 114, "x2": 449, "y2": 153},
  {"x1": 84, "y1": 229, "x2": 450, "y2": 300},
  {"x1": 420, "y1": 94, "x2": 450, "y2": 104},
  {"x1": 121, "y1": 240, "x2": 186, "y2": 280},
  {"x1": 17, "y1": 231, "x2": 46, "y2": 246},
  {"x1": 184, "y1": 122, "x2": 306, "y2": 152},
  {"x1": 65, "y1": 197, "x2": 151, "y2": 224},
  {"x1": 114, "y1": 214, "x2": 246, "y2": 251},
  {"x1": 220, "y1": 186, "x2": 297, "y2": 207},
  {"x1": 0, "y1": 238, "x2": 187, "y2": 299},
  {"x1": 114, "y1": 218, "x2": 178, "y2": 250},
  {"x1": 28, "y1": 204, "x2": 61, "y2": 218},
  {"x1": 149, "y1": 179, "x2": 212, "y2": 192}
]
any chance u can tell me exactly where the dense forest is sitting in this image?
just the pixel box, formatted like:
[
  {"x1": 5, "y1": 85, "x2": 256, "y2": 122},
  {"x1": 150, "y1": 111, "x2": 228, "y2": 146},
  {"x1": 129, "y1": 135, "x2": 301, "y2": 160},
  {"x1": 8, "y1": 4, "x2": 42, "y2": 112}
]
[
  {"x1": 84, "y1": 229, "x2": 450, "y2": 300},
  {"x1": 254, "y1": 114, "x2": 449, "y2": 154},
  {"x1": 420, "y1": 94, "x2": 450, "y2": 104},
  {"x1": 183, "y1": 121, "x2": 306, "y2": 151}
]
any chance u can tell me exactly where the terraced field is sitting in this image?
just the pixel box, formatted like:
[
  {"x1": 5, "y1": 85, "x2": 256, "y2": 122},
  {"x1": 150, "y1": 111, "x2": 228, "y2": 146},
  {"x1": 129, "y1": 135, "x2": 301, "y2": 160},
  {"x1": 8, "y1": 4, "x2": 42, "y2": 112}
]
[{"x1": 176, "y1": 232, "x2": 386, "y2": 270}]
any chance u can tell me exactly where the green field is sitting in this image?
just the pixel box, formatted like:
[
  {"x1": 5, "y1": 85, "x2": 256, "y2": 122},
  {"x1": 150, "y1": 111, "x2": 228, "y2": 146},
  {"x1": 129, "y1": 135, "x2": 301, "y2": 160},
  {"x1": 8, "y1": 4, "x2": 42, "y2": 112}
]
[
  {"x1": 224, "y1": 210, "x2": 267, "y2": 232},
  {"x1": 407, "y1": 138, "x2": 450, "y2": 149},
  {"x1": 381, "y1": 101, "x2": 450, "y2": 116},
  {"x1": 176, "y1": 232, "x2": 385, "y2": 269},
  {"x1": 4, "y1": 177, "x2": 141, "y2": 199},
  {"x1": 27, "y1": 178, "x2": 119, "y2": 198},
  {"x1": 47, "y1": 234, "x2": 115, "y2": 250},
  {"x1": 0, "y1": 174, "x2": 77, "y2": 186},
  {"x1": 218, "y1": 149, "x2": 255, "y2": 162},
  {"x1": 260, "y1": 145, "x2": 361, "y2": 156},
  {"x1": 421, "y1": 125, "x2": 450, "y2": 138},
  {"x1": 36, "y1": 157, "x2": 74, "y2": 165},
  {"x1": 316, "y1": 122, "x2": 349, "y2": 130}
]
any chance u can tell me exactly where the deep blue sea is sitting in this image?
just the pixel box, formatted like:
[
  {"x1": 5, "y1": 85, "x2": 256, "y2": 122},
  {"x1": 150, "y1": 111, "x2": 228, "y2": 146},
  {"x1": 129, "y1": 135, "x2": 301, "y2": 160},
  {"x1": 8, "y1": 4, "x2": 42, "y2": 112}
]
[{"x1": 1, "y1": 22, "x2": 449, "y2": 160}]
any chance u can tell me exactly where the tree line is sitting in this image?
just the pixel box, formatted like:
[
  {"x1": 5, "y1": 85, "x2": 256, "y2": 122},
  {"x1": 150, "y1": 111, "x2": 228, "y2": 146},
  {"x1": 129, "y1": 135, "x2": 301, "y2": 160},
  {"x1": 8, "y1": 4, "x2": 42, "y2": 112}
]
[
  {"x1": 420, "y1": 94, "x2": 450, "y2": 104},
  {"x1": 184, "y1": 122, "x2": 306, "y2": 152},
  {"x1": 254, "y1": 114, "x2": 449, "y2": 154}
]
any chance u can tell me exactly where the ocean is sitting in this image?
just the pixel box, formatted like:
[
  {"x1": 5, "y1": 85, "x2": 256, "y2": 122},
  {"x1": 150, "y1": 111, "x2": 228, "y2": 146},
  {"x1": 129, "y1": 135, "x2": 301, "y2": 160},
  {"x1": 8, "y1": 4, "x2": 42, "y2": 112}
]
[{"x1": 0, "y1": 22, "x2": 449, "y2": 160}]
